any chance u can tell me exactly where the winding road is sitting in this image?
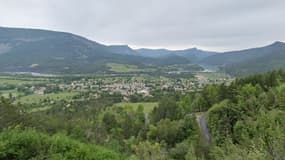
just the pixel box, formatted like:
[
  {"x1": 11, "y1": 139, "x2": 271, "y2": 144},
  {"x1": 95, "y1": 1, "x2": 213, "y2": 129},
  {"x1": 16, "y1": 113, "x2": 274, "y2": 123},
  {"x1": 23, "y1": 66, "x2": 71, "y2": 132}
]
[{"x1": 196, "y1": 113, "x2": 211, "y2": 145}]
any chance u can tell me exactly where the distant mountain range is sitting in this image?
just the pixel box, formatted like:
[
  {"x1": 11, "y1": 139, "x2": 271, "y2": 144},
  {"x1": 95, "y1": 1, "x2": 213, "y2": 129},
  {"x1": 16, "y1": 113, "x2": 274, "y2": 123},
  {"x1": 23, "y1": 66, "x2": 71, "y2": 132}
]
[
  {"x1": 0, "y1": 27, "x2": 195, "y2": 73},
  {"x1": 106, "y1": 45, "x2": 216, "y2": 62},
  {"x1": 135, "y1": 48, "x2": 217, "y2": 62},
  {"x1": 0, "y1": 27, "x2": 285, "y2": 75}
]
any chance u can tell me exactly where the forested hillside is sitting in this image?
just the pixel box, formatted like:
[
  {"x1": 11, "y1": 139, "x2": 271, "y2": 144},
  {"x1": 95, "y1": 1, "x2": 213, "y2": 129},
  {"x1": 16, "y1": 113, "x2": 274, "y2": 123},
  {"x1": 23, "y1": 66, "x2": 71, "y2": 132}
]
[
  {"x1": 202, "y1": 42, "x2": 285, "y2": 76},
  {"x1": 1, "y1": 70, "x2": 285, "y2": 159},
  {"x1": 1, "y1": 27, "x2": 285, "y2": 75},
  {"x1": 0, "y1": 27, "x2": 197, "y2": 73}
]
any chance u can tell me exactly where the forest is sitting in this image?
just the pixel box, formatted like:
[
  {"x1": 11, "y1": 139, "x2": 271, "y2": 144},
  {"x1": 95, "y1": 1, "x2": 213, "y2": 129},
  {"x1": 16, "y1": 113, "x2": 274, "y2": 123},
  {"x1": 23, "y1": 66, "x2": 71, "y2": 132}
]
[{"x1": 0, "y1": 70, "x2": 285, "y2": 159}]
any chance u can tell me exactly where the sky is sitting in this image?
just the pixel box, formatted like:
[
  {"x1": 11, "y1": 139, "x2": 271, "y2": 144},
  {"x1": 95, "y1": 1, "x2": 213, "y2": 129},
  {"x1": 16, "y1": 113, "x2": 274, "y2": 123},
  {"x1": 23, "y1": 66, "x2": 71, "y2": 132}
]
[{"x1": 0, "y1": 0, "x2": 284, "y2": 51}]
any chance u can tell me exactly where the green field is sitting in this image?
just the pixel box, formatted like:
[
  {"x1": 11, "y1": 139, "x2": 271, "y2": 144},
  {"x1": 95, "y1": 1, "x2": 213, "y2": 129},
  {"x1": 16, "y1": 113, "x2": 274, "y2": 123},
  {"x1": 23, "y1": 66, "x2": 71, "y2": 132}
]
[
  {"x1": 107, "y1": 63, "x2": 156, "y2": 73},
  {"x1": 113, "y1": 102, "x2": 158, "y2": 113},
  {"x1": 106, "y1": 63, "x2": 143, "y2": 72},
  {"x1": 0, "y1": 89, "x2": 24, "y2": 98},
  {"x1": 195, "y1": 72, "x2": 229, "y2": 80},
  {"x1": 0, "y1": 76, "x2": 49, "y2": 85},
  {"x1": 17, "y1": 92, "x2": 78, "y2": 104},
  {"x1": 29, "y1": 106, "x2": 53, "y2": 113}
]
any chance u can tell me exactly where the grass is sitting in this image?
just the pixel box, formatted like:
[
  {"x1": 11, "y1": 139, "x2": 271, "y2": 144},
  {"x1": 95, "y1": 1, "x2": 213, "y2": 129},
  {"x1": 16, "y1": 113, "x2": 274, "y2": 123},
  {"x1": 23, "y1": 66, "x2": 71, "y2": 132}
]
[
  {"x1": 106, "y1": 63, "x2": 156, "y2": 73},
  {"x1": 113, "y1": 102, "x2": 158, "y2": 113},
  {"x1": 107, "y1": 63, "x2": 142, "y2": 72},
  {"x1": 17, "y1": 92, "x2": 78, "y2": 104},
  {"x1": 0, "y1": 76, "x2": 48, "y2": 85},
  {"x1": 29, "y1": 106, "x2": 53, "y2": 113},
  {"x1": 0, "y1": 89, "x2": 24, "y2": 98},
  {"x1": 195, "y1": 72, "x2": 229, "y2": 80},
  {"x1": 0, "y1": 89, "x2": 18, "y2": 98}
]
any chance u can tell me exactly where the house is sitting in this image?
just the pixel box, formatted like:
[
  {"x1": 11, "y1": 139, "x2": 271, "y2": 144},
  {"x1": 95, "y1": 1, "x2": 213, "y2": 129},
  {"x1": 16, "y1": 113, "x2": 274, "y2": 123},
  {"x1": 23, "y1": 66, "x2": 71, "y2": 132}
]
[{"x1": 34, "y1": 87, "x2": 46, "y2": 95}]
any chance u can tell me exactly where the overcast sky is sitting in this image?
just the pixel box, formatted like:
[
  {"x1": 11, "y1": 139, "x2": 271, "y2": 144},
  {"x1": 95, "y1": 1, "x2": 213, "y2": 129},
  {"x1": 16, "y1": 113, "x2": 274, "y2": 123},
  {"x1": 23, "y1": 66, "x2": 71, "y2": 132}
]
[{"x1": 0, "y1": 0, "x2": 284, "y2": 51}]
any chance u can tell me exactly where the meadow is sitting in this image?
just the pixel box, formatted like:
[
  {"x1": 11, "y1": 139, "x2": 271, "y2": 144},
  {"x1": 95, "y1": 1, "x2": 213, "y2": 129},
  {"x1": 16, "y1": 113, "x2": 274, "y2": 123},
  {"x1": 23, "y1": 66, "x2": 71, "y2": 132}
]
[
  {"x1": 113, "y1": 102, "x2": 158, "y2": 113},
  {"x1": 17, "y1": 92, "x2": 78, "y2": 104}
]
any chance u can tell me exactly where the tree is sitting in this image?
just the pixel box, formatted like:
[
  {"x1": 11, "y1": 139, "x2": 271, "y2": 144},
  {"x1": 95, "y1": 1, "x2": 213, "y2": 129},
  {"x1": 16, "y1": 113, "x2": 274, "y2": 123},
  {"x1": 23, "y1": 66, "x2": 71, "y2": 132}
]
[
  {"x1": 150, "y1": 97, "x2": 179, "y2": 123},
  {"x1": 134, "y1": 141, "x2": 167, "y2": 160},
  {"x1": 0, "y1": 98, "x2": 21, "y2": 131},
  {"x1": 102, "y1": 112, "x2": 118, "y2": 132},
  {"x1": 207, "y1": 100, "x2": 240, "y2": 144},
  {"x1": 169, "y1": 141, "x2": 189, "y2": 160},
  {"x1": 237, "y1": 84, "x2": 263, "y2": 102},
  {"x1": 179, "y1": 94, "x2": 193, "y2": 114},
  {"x1": 202, "y1": 85, "x2": 219, "y2": 108},
  {"x1": 147, "y1": 119, "x2": 186, "y2": 146},
  {"x1": 190, "y1": 94, "x2": 207, "y2": 112},
  {"x1": 275, "y1": 84, "x2": 285, "y2": 109}
]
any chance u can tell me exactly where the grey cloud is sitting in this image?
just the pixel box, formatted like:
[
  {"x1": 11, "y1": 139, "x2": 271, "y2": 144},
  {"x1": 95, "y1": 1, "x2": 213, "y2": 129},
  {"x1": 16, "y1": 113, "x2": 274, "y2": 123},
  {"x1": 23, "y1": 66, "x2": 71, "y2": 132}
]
[{"x1": 0, "y1": 0, "x2": 284, "y2": 51}]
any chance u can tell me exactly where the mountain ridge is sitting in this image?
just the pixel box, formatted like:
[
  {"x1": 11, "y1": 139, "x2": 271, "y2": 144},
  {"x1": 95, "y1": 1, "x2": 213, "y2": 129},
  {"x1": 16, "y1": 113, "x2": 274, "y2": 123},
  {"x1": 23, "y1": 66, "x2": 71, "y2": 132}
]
[
  {"x1": 201, "y1": 41, "x2": 285, "y2": 76},
  {"x1": 0, "y1": 26, "x2": 285, "y2": 75},
  {"x1": 0, "y1": 27, "x2": 196, "y2": 73}
]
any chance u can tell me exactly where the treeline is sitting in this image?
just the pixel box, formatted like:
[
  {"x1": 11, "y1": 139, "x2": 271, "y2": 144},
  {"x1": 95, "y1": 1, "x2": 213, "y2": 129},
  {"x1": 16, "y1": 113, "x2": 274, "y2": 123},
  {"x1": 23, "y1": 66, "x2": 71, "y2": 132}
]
[
  {"x1": 206, "y1": 70, "x2": 285, "y2": 159},
  {"x1": 0, "y1": 70, "x2": 285, "y2": 159}
]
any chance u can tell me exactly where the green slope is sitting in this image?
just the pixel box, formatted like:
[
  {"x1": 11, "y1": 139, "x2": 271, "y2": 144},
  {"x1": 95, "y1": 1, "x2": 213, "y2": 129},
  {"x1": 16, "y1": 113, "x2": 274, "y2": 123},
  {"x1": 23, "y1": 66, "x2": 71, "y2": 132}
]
[{"x1": 0, "y1": 27, "x2": 193, "y2": 73}]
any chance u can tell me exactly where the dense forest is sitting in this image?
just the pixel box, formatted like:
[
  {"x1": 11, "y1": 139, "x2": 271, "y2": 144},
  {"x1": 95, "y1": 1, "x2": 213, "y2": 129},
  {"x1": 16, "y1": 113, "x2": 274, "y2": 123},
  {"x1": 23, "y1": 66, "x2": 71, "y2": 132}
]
[{"x1": 1, "y1": 70, "x2": 285, "y2": 159}]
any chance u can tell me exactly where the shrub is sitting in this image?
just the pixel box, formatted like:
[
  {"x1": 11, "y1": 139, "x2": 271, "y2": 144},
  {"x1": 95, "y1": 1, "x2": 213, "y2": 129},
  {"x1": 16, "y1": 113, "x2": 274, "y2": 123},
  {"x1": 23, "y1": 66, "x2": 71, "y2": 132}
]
[{"x1": 0, "y1": 129, "x2": 125, "y2": 160}]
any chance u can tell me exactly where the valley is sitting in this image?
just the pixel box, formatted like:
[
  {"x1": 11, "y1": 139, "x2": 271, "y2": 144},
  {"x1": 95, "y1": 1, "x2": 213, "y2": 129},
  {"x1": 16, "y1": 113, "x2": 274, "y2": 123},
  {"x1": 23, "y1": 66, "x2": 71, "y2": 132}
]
[
  {"x1": 2, "y1": 69, "x2": 285, "y2": 159},
  {"x1": 0, "y1": 71, "x2": 232, "y2": 112},
  {"x1": 1, "y1": 0, "x2": 285, "y2": 159},
  {"x1": 0, "y1": 27, "x2": 285, "y2": 160}
]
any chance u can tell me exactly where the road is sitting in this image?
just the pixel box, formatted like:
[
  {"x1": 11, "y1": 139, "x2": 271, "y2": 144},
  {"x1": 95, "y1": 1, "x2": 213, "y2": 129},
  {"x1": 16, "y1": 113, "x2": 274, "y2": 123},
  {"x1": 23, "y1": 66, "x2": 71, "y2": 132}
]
[{"x1": 196, "y1": 113, "x2": 211, "y2": 145}]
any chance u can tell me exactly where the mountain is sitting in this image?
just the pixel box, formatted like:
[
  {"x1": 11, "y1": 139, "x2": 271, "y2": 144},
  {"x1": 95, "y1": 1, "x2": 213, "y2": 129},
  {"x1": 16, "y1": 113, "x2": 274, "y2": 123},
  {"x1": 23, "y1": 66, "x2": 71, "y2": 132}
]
[
  {"x1": 201, "y1": 41, "x2": 285, "y2": 76},
  {"x1": 105, "y1": 46, "x2": 216, "y2": 62},
  {"x1": 135, "y1": 48, "x2": 173, "y2": 57},
  {"x1": 1, "y1": 26, "x2": 284, "y2": 75},
  {"x1": 0, "y1": 27, "x2": 125, "y2": 73},
  {"x1": 135, "y1": 48, "x2": 216, "y2": 62},
  {"x1": 0, "y1": 27, "x2": 194, "y2": 73},
  {"x1": 107, "y1": 45, "x2": 136, "y2": 55}
]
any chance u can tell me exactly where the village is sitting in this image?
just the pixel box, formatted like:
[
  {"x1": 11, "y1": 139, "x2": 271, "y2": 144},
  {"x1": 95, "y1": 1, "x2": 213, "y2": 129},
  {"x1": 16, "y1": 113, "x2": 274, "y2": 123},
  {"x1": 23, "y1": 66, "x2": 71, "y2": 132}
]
[
  {"x1": 0, "y1": 72, "x2": 233, "y2": 108},
  {"x1": 28, "y1": 73, "x2": 233, "y2": 98}
]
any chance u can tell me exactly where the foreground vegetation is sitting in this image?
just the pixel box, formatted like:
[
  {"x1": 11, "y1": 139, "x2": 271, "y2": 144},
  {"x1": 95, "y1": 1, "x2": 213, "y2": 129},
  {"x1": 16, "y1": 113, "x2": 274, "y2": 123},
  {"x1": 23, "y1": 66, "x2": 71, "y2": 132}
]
[
  {"x1": 0, "y1": 129, "x2": 125, "y2": 160},
  {"x1": 0, "y1": 70, "x2": 285, "y2": 159}
]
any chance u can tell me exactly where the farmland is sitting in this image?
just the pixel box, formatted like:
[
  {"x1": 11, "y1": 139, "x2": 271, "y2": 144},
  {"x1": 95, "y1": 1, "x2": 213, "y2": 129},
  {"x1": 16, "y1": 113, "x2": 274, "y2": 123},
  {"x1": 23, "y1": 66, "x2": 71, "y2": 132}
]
[{"x1": 0, "y1": 72, "x2": 232, "y2": 112}]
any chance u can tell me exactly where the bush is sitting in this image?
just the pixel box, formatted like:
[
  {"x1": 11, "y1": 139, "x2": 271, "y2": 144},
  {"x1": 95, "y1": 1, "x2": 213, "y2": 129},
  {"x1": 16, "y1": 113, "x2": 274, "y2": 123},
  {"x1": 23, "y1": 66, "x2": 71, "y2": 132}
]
[{"x1": 0, "y1": 129, "x2": 125, "y2": 160}]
